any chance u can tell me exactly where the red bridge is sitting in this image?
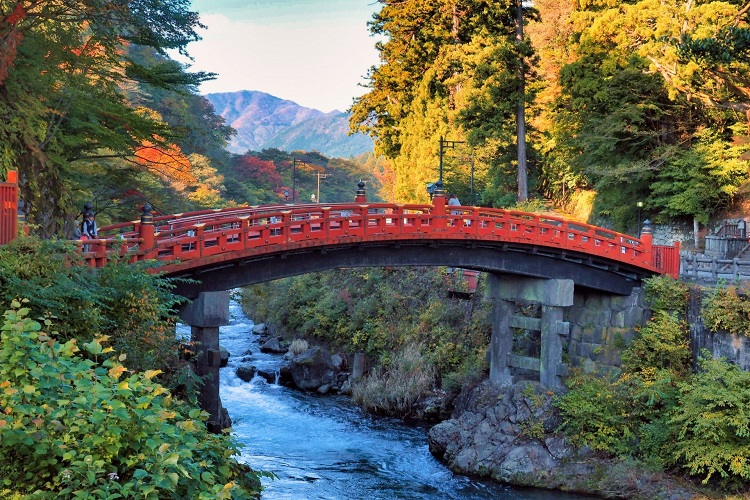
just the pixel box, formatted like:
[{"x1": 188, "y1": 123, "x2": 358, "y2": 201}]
[{"x1": 78, "y1": 184, "x2": 680, "y2": 298}]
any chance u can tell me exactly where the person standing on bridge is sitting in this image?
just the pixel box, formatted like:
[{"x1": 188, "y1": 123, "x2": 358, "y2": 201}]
[
  {"x1": 81, "y1": 211, "x2": 98, "y2": 239},
  {"x1": 80, "y1": 211, "x2": 98, "y2": 252}
]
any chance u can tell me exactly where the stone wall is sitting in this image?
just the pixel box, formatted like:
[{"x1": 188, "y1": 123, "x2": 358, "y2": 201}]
[
  {"x1": 562, "y1": 285, "x2": 750, "y2": 375},
  {"x1": 652, "y1": 222, "x2": 694, "y2": 247},
  {"x1": 564, "y1": 287, "x2": 650, "y2": 374}
]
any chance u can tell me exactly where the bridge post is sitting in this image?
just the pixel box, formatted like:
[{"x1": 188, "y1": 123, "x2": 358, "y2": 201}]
[
  {"x1": 487, "y1": 274, "x2": 573, "y2": 390},
  {"x1": 432, "y1": 179, "x2": 446, "y2": 216},
  {"x1": 355, "y1": 180, "x2": 367, "y2": 202},
  {"x1": 179, "y1": 291, "x2": 231, "y2": 433},
  {"x1": 138, "y1": 204, "x2": 156, "y2": 260}
]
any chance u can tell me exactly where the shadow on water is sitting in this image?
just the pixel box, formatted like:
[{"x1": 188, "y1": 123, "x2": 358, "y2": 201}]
[{"x1": 178, "y1": 294, "x2": 597, "y2": 500}]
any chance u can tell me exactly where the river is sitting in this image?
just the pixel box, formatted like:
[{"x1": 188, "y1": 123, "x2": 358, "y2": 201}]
[{"x1": 178, "y1": 294, "x2": 593, "y2": 500}]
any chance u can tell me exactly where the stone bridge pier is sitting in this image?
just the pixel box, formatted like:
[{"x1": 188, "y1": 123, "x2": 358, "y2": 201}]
[
  {"x1": 487, "y1": 275, "x2": 573, "y2": 390},
  {"x1": 179, "y1": 291, "x2": 231, "y2": 433}
]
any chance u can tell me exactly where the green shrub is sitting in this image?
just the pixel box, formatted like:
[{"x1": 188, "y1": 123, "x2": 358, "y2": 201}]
[
  {"x1": 555, "y1": 372, "x2": 634, "y2": 456},
  {"x1": 621, "y1": 310, "x2": 691, "y2": 377},
  {"x1": 0, "y1": 301, "x2": 268, "y2": 499},
  {"x1": 0, "y1": 236, "x2": 185, "y2": 376},
  {"x1": 670, "y1": 353, "x2": 750, "y2": 489},
  {"x1": 702, "y1": 284, "x2": 750, "y2": 337},
  {"x1": 643, "y1": 275, "x2": 690, "y2": 314}
]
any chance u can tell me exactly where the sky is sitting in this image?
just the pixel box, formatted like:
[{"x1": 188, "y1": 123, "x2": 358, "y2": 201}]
[{"x1": 179, "y1": 0, "x2": 383, "y2": 113}]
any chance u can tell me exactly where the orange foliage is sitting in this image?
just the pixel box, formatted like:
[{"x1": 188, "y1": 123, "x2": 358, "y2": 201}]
[
  {"x1": 134, "y1": 138, "x2": 196, "y2": 184},
  {"x1": 232, "y1": 155, "x2": 283, "y2": 187}
]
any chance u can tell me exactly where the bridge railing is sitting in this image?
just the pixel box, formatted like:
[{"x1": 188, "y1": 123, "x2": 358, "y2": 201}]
[
  {"x1": 1, "y1": 171, "x2": 18, "y2": 245},
  {"x1": 86, "y1": 200, "x2": 680, "y2": 277}
]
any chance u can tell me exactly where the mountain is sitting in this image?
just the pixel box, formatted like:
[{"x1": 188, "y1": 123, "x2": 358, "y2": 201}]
[{"x1": 205, "y1": 90, "x2": 374, "y2": 158}]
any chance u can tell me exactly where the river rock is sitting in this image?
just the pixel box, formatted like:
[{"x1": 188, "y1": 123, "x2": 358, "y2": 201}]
[
  {"x1": 219, "y1": 346, "x2": 229, "y2": 367},
  {"x1": 278, "y1": 364, "x2": 294, "y2": 386},
  {"x1": 236, "y1": 364, "x2": 256, "y2": 382},
  {"x1": 288, "y1": 346, "x2": 337, "y2": 391},
  {"x1": 256, "y1": 369, "x2": 277, "y2": 384},
  {"x1": 252, "y1": 323, "x2": 268, "y2": 335},
  {"x1": 260, "y1": 337, "x2": 287, "y2": 354},
  {"x1": 428, "y1": 380, "x2": 700, "y2": 499}
]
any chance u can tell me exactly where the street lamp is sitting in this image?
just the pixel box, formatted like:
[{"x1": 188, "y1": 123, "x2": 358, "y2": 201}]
[
  {"x1": 637, "y1": 201, "x2": 644, "y2": 237},
  {"x1": 316, "y1": 172, "x2": 329, "y2": 203}
]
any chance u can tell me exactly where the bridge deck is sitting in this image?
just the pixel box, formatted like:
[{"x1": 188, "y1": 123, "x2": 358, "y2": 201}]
[{"x1": 75, "y1": 197, "x2": 679, "y2": 297}]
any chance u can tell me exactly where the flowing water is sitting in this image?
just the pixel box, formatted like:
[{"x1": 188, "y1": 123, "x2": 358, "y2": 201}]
[{"x1": 178, "y1": 294, "x2": 593, "y2": 500}]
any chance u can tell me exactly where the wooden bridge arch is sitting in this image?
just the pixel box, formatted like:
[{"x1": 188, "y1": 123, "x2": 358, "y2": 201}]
[{"x1": 81, "y1": 191, "x2": 680, "y2": 298}]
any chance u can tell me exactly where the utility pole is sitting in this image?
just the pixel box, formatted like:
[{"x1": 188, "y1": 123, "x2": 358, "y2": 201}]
[
  {"x1": 316, "y1": 172, "x2": 329, "y2": 203},
  {"x1": 515, "y1": 0, "x2": 528, "y2": 202},
  {"x1": 439, "y1": 136, "x2": 465, "y2": 186}
]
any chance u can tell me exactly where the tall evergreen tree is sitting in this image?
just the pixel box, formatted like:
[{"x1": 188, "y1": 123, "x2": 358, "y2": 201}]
[{"x1": 350, "y1": 0, "x2": 531, "y2": 206}]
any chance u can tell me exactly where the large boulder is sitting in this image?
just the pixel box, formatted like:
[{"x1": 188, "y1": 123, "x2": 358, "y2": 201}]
[
  {"x1": 236, "y1": 365, "x2": 256, "y2": 382},
  {"x1": 288, "y1": 347, "x2": 337, "y2": 391},
  {"x1": 260, "y1": 337, "x2": 287, "y2": 354},
  {"x1": 428, "y1": 380, "x2": 699, "y2": 499}
]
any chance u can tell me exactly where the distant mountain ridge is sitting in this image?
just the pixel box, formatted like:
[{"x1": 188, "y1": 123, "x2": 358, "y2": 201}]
[{"x1": 205, "y1": 90, "x2": 373, "y2": 158}]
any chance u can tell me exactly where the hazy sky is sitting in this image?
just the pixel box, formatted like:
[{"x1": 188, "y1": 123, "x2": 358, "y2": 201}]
[{"x1": 181, "y1": 0, "x2": 382, "y2": 113}]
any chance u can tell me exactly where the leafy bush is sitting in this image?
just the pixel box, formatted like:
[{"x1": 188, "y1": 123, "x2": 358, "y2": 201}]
[
  {"x1": 0, "y1": 301, "x2": 267, "y2": 499},
  {"x1": 555, "y1": 372, "x2": 634, "y2": 455},
  {"x1": 621, "y1": 311, "x2": 691, "y2": 377},
  {"x1": 702, "y1": 284, "x2": 750, "y2": 337},
  {"x1": 557, "y1": 309, "x2": 692, "y2": 465},
  {"x1": 643, "y1": 275, "x2": 690, "y2": 314},
  {"x1": 670, "y1": 353, "x2": 750, "y2": 489},
  {"x1": 0, "y1": 236, "x2": 185, "y2": 376}
]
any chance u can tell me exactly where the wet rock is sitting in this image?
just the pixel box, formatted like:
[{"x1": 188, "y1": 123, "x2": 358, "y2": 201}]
[
  {"x1": 236, "y1": 365, "x2": 256, "y2": 383},
  {"x1": 288, "y1": 346, "x2": 337, "y2": 391},
  {"x1": 256, "y1": 369, "x2": 277, "y2": 384},
  {"x1": 219, "y1": 346, "x2": 229, "y2": 367},
  {"x1": 260, "y1": 337, "x2": 287, "y2": 354}
]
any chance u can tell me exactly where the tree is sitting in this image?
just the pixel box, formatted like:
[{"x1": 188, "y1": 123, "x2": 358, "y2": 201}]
[
  {"x1": 542, "y1": 0, "x2": 750, "y2": 229},
  {"x1": 0, "y1": 0, "x2": 213, "y2": 236},
  {"x1": 350, "y1": 0, "x2": 528, "y2": 205}
]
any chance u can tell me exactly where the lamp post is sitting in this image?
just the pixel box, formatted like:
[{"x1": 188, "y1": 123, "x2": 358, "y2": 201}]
[
  {"x1": 316, "y1": 172, "x2": 329, "y2": 203},
  {"x1": 637, "y1": 201, "x2": 644, "y2": 237},
  {"x1": 291, "y1": 159, "x2": 302, "y2": 204}
]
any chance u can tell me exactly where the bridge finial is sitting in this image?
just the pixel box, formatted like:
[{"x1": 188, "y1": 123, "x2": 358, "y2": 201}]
[
  {"x1": 141, "y1": 203, "x2": 153, "y2": 225},
  {"x1": 355, "y1": 180, "x2": 367, "y2": 203},
  {"x1": 138, "y1": 203, "x2": 156, "y2": 260},
  {"x1": 434, "y1": 179, "x2": 444, "y2": 198}
]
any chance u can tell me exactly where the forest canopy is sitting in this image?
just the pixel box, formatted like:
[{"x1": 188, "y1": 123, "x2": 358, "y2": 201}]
[{"x1": 351, "y1": 0, "x2": 750, "y2": 232}]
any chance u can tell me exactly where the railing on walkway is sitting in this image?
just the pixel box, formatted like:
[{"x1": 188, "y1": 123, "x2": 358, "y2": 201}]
[
  {"x1": 74, "y1": 194, "x2": 680, "y2": 279},
  {"x1": 0, "y1": 171, "x2": 18, "y2": 245},
  {"x1": 681, "y1": 252, "x2": 750, "y2": 282}
]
